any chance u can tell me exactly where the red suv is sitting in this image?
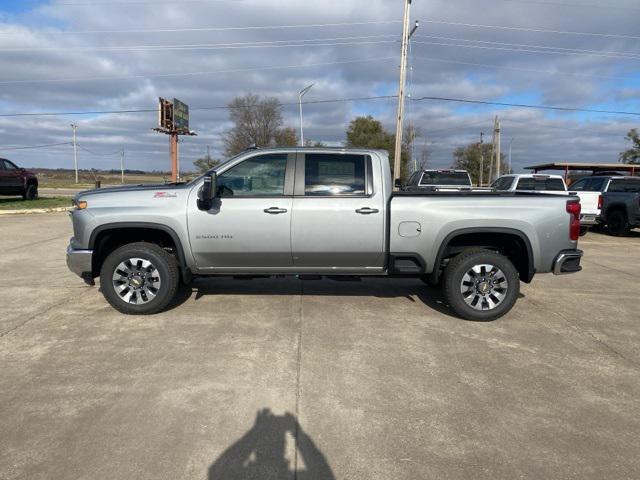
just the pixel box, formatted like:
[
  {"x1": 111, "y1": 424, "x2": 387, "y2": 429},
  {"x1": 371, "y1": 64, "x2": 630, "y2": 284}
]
[{"x1": 0, "y1": 158, "x2": 38, "y2": 200}]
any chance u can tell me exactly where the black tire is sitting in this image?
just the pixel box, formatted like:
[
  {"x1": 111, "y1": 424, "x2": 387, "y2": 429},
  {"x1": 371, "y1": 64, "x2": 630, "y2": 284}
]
[
  {"x1": 100, "y1": 242, "x2": 179, "y2": 315},
  {"x1": 443, "y1": 249, "x2": 520, "y2": 321},
  {"x1": 22, "y1": 183, "x2": 38, "y2": 200},
  {"x1": 579, "y1": 226, "x2": 589, "y2": 237},
  {"x1": 607, "y1": 210, "x2": 629, "y2": 237}
]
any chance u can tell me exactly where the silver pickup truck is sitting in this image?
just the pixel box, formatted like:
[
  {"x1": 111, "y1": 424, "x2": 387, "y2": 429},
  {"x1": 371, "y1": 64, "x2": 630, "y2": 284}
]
[{"x1": 66, "y1": 147, "x2": 583, "y2": 321}]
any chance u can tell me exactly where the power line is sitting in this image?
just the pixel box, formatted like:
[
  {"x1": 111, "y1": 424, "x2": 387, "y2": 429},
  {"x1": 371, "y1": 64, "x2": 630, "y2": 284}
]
[
  {"x1": 0, "y1": 141, "x2": 72, "y2": 151},
  {"x1": 415, "y1": 34, "x2": 640, "y2": 59},
  {"x1": 412, "y1": 55, "x2": 638, "y2": 82},
  {"x1": 0, "y1": 56, "x2": 396, "y2": 85},
  {"x1": 412, "y1": 96, "x2": 640, "y2": 117},
  {"x1": 2, "y1": 95, "x2": 637, "y2": 119},
  {"x1": 422, "y1": 19, "x2": 640, "y2": 41},
  {"x1": 0, "y1": 20, "x2": 402, "y2": 36},
  {"x1": 502, "y1": 0, "x2": 640, "y2": 11},
  {"x1": 0, "y1": 37, "x2": 398, "y2": 53},
  {"x1": 78, "y1": 145, "x2": 122, "y2": 156},
  {"x1": 412, "y1": 39, "x2": 640, "y2": 61}
]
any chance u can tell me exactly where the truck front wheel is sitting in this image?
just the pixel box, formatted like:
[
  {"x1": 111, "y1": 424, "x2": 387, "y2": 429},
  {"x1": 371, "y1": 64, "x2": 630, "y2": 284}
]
[
  {"x1": 443, "y1": 249, "x2": 520, "y2": 321},
  {"x1": 100, "y1": 242, "x2": 179, "y2": 315}
]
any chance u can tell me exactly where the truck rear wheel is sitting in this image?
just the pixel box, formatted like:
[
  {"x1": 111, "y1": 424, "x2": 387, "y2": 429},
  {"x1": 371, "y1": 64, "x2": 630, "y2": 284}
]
[
  {"x1": 443, "y1": 249, "x2": 519, "y2": 321},
  {"x1": 100, "y1": 242, "x2": 179, "y2": 315},
  {"x1": 607, "y1": 210, "x2": 630, "y2": 236}
]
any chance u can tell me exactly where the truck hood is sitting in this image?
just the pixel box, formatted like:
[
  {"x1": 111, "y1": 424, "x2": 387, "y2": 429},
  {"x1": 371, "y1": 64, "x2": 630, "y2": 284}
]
[{"x1": 77, "y1": 182, "x2": 189, "y2": 199}]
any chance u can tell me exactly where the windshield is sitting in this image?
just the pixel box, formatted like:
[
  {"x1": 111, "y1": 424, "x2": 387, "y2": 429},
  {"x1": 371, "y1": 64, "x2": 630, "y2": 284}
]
[
  {"x1": 186, "y1": 153, "x2": 241, "y2": 185},
  {"x1": 420, "y1": 171, "x2": 470, "y2": 186}
]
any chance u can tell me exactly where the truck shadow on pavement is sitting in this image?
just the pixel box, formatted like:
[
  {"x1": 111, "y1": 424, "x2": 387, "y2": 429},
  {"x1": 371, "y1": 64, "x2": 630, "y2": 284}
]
[
  {"x1": 208, "y1": 408, "x2": 335, "y2": 480},
  {"x1": 168, "y1": 277, "x2": 512, "y2": 321}
]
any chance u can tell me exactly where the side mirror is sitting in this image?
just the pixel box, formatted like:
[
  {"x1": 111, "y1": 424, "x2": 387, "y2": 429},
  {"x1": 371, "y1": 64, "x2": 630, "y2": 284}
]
[{"x1": 197, "y1": 172, "x2": 217, "y2": 210}]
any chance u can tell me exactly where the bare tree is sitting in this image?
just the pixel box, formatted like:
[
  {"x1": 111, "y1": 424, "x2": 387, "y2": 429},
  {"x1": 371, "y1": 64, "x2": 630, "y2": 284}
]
[{"x1": 223, "y1": 93, "x2": 297, "y2": 156}]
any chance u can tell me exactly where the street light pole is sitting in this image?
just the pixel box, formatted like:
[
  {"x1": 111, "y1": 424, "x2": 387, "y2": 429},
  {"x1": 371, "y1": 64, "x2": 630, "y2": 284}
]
[
  {"x1": 71, "y1": 123, "x2": 78, "y2": 184},
  {"x1": 298, "y1": 83, "x2": 314, "y2": 146}
]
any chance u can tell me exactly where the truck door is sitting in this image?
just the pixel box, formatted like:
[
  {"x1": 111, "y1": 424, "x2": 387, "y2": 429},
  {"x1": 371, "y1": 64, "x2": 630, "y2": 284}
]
[
  {"x1": 291, "y1": 152, "x2": 385, "y2": 271},
  {"x1": 187, "y1": 152, "x2": 295, "y2": 269}
]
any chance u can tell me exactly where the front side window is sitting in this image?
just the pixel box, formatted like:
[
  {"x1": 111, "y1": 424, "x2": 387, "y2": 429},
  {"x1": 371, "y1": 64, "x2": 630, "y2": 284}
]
[
  {"x1": 304, "y1": 153, "x2": 366, "y2": 196},
  {"x1": 217, "y1": 154, "x2": 287, "y2": 197},
  {"x1": 2, "y1": 160, "x2": 17, "y2": 171}
]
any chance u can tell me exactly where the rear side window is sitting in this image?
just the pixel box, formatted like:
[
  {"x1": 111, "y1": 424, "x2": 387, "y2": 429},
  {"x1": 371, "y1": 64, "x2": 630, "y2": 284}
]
[
  {"x1": 491, "y1": 177, "x2": 514, "y2": 190},
  {"x1": 304, "y1": 153, "x2": 366, "y2": 196},
  {"x1": 516, "y1": 178, "x2": 536, "y2": 190},
  {"x1": 419, "y1": 171, "x2": 470, "y2": 186},
  {"x1": 608, "y1": 179, "x2": 640, "y2": 192}
]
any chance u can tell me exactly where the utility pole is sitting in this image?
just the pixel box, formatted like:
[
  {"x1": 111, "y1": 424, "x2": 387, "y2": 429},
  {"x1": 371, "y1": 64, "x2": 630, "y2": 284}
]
[
  {"x1": 120, "y1": 148, "x2": 125, "y2": 184},
  {"x1": 299, "y1": 83, "x2": 314, "y2": 146},
  {"x1": 393, "y1": 0, "x2": 418, "y2": 189},
  {"x1": 170, "y1": 133, "x2": 179, "y2": 182},
  {"x1": 479, "y1": 132, "x2": 485, "y2": 187},
  {"x1": 71, "y1": 124, "x2": 78, "y2": 184},
  {"x1": 495, "y1": 116, "x2": 501, "y2": 180},
  {"x1": 508, "y1": 137, "x2": 515, "y2": 173}
]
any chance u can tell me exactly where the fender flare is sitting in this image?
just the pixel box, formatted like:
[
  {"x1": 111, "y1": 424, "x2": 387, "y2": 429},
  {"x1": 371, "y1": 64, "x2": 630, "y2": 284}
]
[{"x1": 430, "y1": 227, "x2": 535, "y2": 283}]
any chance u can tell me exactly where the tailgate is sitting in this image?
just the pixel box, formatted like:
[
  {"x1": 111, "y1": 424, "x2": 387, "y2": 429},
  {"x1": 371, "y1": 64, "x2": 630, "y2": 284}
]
[{"x1": 576, "y1": 191, "x2": 600, "y2": 215}]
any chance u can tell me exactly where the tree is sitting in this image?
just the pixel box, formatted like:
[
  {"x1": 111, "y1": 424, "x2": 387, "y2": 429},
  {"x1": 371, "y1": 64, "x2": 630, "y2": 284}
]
[
  {"x1": 274, "y1": 127, "x2": 298, "y2": 147},
  {"x1": 345, "y1": 116, "x2": 420, "y2": 182},
  {"x1": 620, "y1": 128, "x2": 640, "y2": 164},
  {"x1": 223, "y1": 93, "x2": 298, "y2": 156},
  {"x1": 193, "y1": 153, "x2": 220, "y2": 173},
  {"x1": 452, "y1": 142, "x2": 509, "y2": 186}
]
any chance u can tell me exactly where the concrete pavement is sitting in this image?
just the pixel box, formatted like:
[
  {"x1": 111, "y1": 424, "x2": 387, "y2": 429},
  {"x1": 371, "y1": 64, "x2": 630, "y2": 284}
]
[{"x1": 0, "y1": 213, "x2": 639, "y2": 480}]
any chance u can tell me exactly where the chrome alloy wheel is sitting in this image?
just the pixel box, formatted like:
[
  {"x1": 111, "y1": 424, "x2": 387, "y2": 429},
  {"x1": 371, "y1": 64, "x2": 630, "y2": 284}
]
[
  {"x1": 112, "y1": 257, "x2": 162, "y2": 305},
  {"x1": 460, "y1": 264, "x2": 509, "y2": 311}
]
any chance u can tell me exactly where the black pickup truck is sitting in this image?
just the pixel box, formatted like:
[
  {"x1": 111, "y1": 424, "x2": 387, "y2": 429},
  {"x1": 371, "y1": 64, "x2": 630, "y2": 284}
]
[{"x1": 600, "y1": 177, "x2": 640, "y2": 235}]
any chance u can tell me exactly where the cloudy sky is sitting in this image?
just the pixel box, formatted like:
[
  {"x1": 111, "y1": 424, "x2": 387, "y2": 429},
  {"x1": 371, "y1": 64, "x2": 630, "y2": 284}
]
[{"x1": 0, "y1": 0, "x2": 639, "y2": 173}]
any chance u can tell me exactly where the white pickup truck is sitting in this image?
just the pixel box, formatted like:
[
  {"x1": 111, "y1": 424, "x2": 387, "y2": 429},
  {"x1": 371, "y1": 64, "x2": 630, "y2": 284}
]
[
  {"x1": 491, "y1": 174, "x2": 568, "y2": 195},
  {"x1": 569, "y1": 175, "x2": 631, "y2": 228}
]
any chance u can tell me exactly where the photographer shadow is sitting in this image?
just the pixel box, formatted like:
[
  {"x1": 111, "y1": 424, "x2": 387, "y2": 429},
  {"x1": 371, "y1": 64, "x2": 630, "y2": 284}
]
[{"x1": 208, "y1": 408, "x2": 335, "y2": 480}]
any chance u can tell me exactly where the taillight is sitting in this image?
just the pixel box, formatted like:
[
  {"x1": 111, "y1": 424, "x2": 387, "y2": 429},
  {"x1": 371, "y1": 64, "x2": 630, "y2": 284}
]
[
  {"x1": 597, "y1": 195, "x2": 603, "y2": 210},
  {"x1": 567, "y1": 200, "x2": 581, "y2": 241}
]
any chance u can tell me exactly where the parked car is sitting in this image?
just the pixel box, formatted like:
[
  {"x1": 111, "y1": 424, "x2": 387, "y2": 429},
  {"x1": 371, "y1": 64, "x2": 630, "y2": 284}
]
[
  {"x1": 404, "y1": 169, "x2": 472, "y2": 191},
  {"x1": 570, "y1": 175, "x2": 637, "y2": 229},
  {"x1": 491, "y1": 174, "x2": 569, "y2": 195},
  {"x1": 66, "y1": 147, "x2": 582, "y2": 321},
  {"x1": 0, "y1": 158, "x2": 38, "y2": 200},
  {"x1": 599, "y1": 177, "x2": 640, "y2": 235}
]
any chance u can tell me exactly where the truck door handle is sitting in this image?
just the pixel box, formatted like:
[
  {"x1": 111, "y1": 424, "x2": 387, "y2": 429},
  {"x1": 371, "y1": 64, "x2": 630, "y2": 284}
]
[
  {"x1": 264, "y1": 207, "x2": 288, "y2": 214},
  {"x1": 355, "y1": 207, "x2": 379, "y2": 215}
]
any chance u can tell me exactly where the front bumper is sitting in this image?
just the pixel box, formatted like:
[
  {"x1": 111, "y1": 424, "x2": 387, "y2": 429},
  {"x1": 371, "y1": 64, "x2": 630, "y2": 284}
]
[
  {"x1": 552, "y1": 249, "x2": 583, "y2": 275},
  {"x1": 66, "y1": 242, "x2": 93, "y2": 278}
]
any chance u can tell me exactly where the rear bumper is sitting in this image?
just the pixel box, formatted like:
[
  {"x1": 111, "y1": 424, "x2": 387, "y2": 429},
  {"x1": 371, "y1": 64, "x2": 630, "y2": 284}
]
[
  {"x1": 552, "y1": 249, "x2": 583, "y2": 275},
  {"x1": 580, "y1": 214, "x2": 599, "y2": 226},
  {"x1": 66, "y1": 242, "x2": 93, "y2": 278}
]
